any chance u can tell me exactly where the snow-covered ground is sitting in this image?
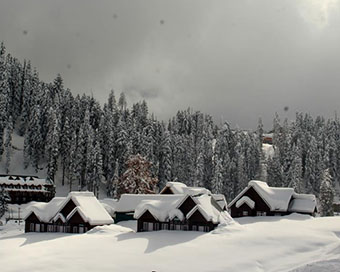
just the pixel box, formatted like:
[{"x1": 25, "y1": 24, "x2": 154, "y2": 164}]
[{"x1": 1, "y1": 215, "x2": 340, "y2": 272}]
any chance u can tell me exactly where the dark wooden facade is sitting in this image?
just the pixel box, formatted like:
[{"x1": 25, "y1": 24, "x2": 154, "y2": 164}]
[
  {"x1": 230, "y1": 187, "x2": 290, "y2": 217},
  {"x1": 0, "y1": 175, "x2": 55, "y2": 204},
  {"x1": 136, "y1": 196, "x2": 217, "y2": 232},
  {"x1": 25, "y1": 199, "x2": 101, "y2": 234}
]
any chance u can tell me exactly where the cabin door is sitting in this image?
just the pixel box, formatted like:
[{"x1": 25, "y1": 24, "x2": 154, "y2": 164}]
[
  {"x1": 148, "y1": 222, "x2": 153, "y2": 231},
  {"x1": 35, "y1": 224, "x2": 40, "y2": 232},
  {"x1": 79, "y1": 226, "x2": 84, "y2": 233}
]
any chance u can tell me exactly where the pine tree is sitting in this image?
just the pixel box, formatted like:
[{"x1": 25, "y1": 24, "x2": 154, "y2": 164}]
[
  {"x1": 4, "y1": 116, "x2": 13, "y2": 173},
  {"x1": 0, "y1": 42, "x2": 10, "y2": 156},
  {"x1": 212, "y1": 157, "x2": 223, "y2": 194},
  {"x1": 319, "y1": 169, "x2": 334, "y2": 216},
  {"x1": 0, "y1": 188, "x2": 10, "y2": 218}
]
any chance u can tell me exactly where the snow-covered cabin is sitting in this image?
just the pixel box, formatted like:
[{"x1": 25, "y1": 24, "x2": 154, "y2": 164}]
[
  {"x1": 228, "y1": 180, "x2": 317, "y2": 217},
  {"x1": 114, "y1": 194, "x2": 173, "y2": 222},
  {"x1": 134, "y1": 194, "x2": 232, "y2": 232},
  {"x1": 160, "y1": 181, "x2": 228, "y2": 210},
  {"x1": 24, "y1": 192, "x2": 113, "y2": 233},
  {"x1": 0, "y1": 174, "x2": 55, "y2": 204}
]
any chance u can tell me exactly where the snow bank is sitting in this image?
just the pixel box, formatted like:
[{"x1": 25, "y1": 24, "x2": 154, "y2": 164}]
[{"x1": 2, "y1": 215, "x2": 340, "y2": 272}]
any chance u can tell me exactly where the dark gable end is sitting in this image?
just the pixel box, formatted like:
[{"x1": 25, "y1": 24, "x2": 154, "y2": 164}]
[
  {"x1": 67, "y1": 210, "x2": 86, "y2": 224},
  {"x1": 160, "y1": 187, "x2": 173, "y2": 194},
  {"x1": 230, "y1": 186, "x2": 271, "y2": 217},
  {"x1": 26, "y1": 212, "x2": 41, "y2": 223},
  {"x1": 178, "y1": 196, "x2": 197, "y2": 216},
  {"x1": 60, "y1": 199, "x2": 77, "y2": 218},
  {"x1": 139, "y1": 210, "x2": 158, "y2": 222},
  {"x1": 188, "y1": 209, "x2": 208, "y2": 223}
]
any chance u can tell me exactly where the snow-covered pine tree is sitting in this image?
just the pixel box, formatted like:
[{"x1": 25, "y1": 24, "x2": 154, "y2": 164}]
[
  {"x1": 287, "y1": 143, "x2": 303, "y2": 193},
  {"x1": 0, "y1": 42, "x2": 10, "y2": 156},
  {"x1": 212, "y1": 157, "x2": 223, "y2": 194},
  {"x1": 319, "y1": 168, "x2": 334, "y2": 216},
  {"x1": 117, "y1": 154, "x2": 158, "y2": 198},
  {"x1": 158, "y1": 129, "x2": 172, "y2": 189},
  {"x1": 0, "y1": 187, "x2": 10, "y2": 218},
  {"x1": 4, "y1": 116, "x2": 13, "y2": 173},
  {"x1": 267, "y1": 147, "x2": 284, "y2": 187}
]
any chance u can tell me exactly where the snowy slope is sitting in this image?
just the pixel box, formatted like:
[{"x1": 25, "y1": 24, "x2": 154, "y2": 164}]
[
  {"x1": 1, "y1": 215, "x2": 340, "y2": 272},
  {"x1": 0, "y1": 133, "x2": 108, "y2": 198}
]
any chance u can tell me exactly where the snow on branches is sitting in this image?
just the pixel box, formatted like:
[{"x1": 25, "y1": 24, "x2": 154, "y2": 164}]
[{"x1": 117, "y1": 154, "x2": 158, "y2": 197}]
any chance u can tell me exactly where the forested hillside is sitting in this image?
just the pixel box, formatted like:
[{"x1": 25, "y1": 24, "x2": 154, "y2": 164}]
[{"x1": 0, "y1": 42, "x2": 339, "y2": 201}]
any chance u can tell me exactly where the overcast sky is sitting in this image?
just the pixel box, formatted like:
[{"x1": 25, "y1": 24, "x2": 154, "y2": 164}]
[{"x1": 1, "y1": 0, "x2": 340, "y2": 129}]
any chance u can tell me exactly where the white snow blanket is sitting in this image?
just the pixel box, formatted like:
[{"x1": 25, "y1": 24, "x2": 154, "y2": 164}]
[{"x1": 1, "y1": 215, "x2": 340, "y2": 271}]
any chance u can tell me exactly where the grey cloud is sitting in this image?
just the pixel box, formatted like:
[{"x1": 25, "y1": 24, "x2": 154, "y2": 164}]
[{"x1": 1, "y1": 0, "x2": 340, "y2": 129}]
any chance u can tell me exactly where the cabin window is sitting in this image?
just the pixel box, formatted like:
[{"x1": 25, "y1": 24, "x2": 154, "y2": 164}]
[
  {"x1": 154, "y1": 223, "x2": 160, "y2": 231},
  {"x1": 143, "y1": 222, "x2": 148, "y2": 231},
  {"x1": 65, "y1": 226, "x2": 71, "y2": 233},
  {"x1": 161, "y1": 223, "x2": 168, "y2": 230},
  {"x1": 30, "y1": 223, "x2": 35, "y2": 232},
  {"x1": 148, "y1": 222, "x2": 154, "y2": 231},
  {"x1": 73, "y1": 226, "x2": 78, "y2": 233},
  {"x1": 169, "y1": 223, "x2": 174, "y2": 230},
  {"x1": 47, "y1": 225, "x2": 54, "y2": 232},
  {"x1": 182, "y1": 224, "x2": 189, "y2": 231},
  {"x1": 204, "y1": 226, "x2": 210, "y2": 232},
  {"x1": 198, "y1": 226, "x2": 205, "y2": 232},
  {"x1": 192, "y1": 225, "x2": 197, "y2": 231},
  {"x1": 175, "y1": 224, "x2": 181, "y2": 231},
  {"x1": 79, "y1": 226, "x2": 84, "y2": 233},
  {"x1": 242, "y1": 211, "x2": 248, "y2": 216},
  {"x1": 41, "y1": 224, "x2": 45, "y2": 232},
  {"x1": 256, "y1": 211, "x2": 266, "y2": 216}
]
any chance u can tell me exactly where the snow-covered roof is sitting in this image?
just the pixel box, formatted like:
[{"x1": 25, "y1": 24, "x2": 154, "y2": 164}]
[
  {"x1": 134, "y1": 195, "x2": 184, "y2": 221},
  {"x1": 116, "y1": 194, "x2": 175, "y2": 212},
  {"x1": 230, "y1": 180, "x2": 294, "y2": 212},
  {"x1": 229, "y1": 180, "x2": 317, "y2": 214},
  {"x1": 25, "y1": 192, "x2": 114, "y2": 225},
  {"x1": 212, "y1": 194, "x2": 228, "y2": 209},
  {"x1": 134, "y1": 194, "x2": 232, "y2": 225},
  {"x1": 236, "y1": 196, "x2": 255, "y2": 209},
  {"x1": 24, "y1": 197, "x2": 65, "y2": 222},
  {"x1": 60, "y1": 192, "x2": 114, "y2": 225},
  {"x1": 289, "y1": 193, "x2": 317, "y2": 214},
  {"x1": 161, "y1": 181, "x2": 211, "y2": 196},
  {"x1": 0, "y1": 175, "x2": 54, "y2": 186},
  {"x1": 100, "y1": 198, "x2": 118, "y2": 217}
]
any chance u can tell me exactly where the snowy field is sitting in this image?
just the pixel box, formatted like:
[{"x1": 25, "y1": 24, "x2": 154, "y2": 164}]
[{"x1": 1, "y1": 215, "x2": 340, "y2": 272}]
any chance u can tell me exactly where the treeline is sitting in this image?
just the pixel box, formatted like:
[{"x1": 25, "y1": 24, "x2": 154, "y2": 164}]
[{"x1": 0, "y1": 42, "x2": 337, "y2": 202}]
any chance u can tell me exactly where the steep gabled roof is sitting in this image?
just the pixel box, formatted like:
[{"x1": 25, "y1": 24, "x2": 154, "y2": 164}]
[
  {"x1": 134, "y1": 195, "x2": 185, "y2": 221},
  {"x1": 229, "y1": 180, "x2": 317, "y2": 214},
  {"x1": 24, "y1": 192, "x2": 113, "y2": 225},
  {"x1": 134, "y1": 194, "x2": 232, "y2": 225},
  {"x1": 236, "y1": 196, "x2": 255, "y2": 209},
  {"x1": 24, "y1": 197, "x2": 65, "y2": 221},
  {"x1": 229, "y1": 180, "x2": 294, "y2": 212}
]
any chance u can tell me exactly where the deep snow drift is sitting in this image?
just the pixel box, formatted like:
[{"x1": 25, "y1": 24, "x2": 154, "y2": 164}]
[{"x1": 1, "y1": 215, "x2": 340, "y2": 272}]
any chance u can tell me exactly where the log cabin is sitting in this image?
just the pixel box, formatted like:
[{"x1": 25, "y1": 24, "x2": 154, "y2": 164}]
[
  {"x1": 228, "y1": 180, "x2": 317, "y2": 217},
  {"x1": 134, "y1": 194, "x2": 232, "y2": 232},
  {"x1": 0, "y1": 174, "x2": 55, "y2": 204},
  {"x1": 24, "y1": 192, "x2": 113, "y2": 233}
]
